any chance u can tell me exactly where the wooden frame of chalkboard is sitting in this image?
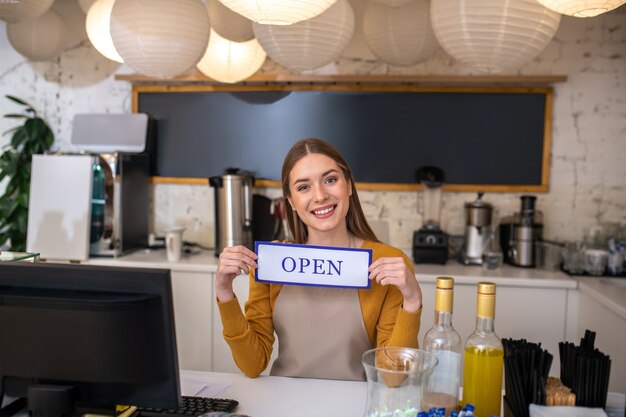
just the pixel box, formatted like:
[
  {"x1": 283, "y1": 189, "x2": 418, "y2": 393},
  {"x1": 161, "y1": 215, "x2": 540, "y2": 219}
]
[{"x1": 132, "y1": 84, "x2": 553, "y2": 192}]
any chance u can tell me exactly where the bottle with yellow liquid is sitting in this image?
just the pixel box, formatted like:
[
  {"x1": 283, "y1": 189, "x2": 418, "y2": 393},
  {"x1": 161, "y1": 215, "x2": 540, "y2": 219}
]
[{"x1": 462, "y1": 282, "x2": 504, "y2": 417}]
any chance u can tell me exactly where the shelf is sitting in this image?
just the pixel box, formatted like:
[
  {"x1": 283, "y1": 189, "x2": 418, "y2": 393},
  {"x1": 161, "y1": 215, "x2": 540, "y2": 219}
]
[
  {"x1": 116, "y1": 70, "x2": 567, "y2": 86},
  {"x1": 149, "y1": 177, "x2": 548, "y2": 193}
]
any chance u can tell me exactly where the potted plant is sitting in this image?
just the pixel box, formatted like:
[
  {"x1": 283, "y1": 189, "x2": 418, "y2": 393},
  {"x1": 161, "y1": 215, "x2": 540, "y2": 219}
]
[{"x1": 0, "y1": 95, "x2": 54, "y2": 252}]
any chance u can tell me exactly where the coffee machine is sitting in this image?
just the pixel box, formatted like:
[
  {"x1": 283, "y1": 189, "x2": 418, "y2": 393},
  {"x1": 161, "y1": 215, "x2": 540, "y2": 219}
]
[
  {"x1": 500, "y1": 195, "x2": 543, "y2": 267},
  {"x1": 461, "y1": 192, "x2": 493, "y2": 265},
  {"x1": 72, "y1": 113, "x2": 153, "y2": 257},
  {"x1": 412, "y1": 167, "x2": 448, "y2": 264},
  {"x1": 209, "y1": 168, "x2": 254, "y2": 255}
]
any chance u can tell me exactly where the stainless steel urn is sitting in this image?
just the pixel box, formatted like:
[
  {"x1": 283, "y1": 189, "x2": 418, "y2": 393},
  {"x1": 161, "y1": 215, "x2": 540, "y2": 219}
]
[{"x1": 209, "y1": 169, "x2": 254, "y2": 255}]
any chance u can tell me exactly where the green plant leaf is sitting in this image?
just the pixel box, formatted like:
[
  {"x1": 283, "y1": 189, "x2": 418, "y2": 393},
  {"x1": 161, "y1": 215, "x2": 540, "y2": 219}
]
[
  {"x1": 5, "y1": 95, "x2": 35, "y2": 114},
  {"x1": 11, "y1": 127, "x2": 27, "y2": 149},
  {"x1": 1, "y1": 96, "x2": 54, "y2": 251}
]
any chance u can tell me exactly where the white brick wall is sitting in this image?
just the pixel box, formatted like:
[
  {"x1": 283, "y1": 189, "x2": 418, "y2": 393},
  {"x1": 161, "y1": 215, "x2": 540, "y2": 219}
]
[{"x1": 1, "y1": 6, "x2": 624, "y2": 251}]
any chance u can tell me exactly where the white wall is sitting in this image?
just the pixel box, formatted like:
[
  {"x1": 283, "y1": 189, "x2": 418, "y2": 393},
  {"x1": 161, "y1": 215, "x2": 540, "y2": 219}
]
[{"x1": 1, "y1": 4, "x2": 625, "y2": 251}]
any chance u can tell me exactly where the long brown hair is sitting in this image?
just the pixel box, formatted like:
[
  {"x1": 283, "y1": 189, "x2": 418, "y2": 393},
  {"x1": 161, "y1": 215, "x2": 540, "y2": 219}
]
[{"x1": 281, "y1": 138, "x2": 379, "y2": 244}]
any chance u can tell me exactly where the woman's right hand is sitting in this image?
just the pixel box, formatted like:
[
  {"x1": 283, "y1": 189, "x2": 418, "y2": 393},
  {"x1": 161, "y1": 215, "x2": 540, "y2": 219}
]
[{"x1": 215, "y1": 245, "x2": 258, "y2": 302}]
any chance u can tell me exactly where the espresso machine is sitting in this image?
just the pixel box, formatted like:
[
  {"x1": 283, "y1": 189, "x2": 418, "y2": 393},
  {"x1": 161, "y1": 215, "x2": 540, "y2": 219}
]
[
  {"x1": 500, "y1": 195, "x2": 543, "y2": 267},
  {"x1": 461, "y1": 192, "x2": 494, "y2": 265},
  {"x1": 412, "y1": 167, "x2": 448, "y2": 264},
  {"x1": 75, "y1": 113, "x2": 152, "y2": 257},
  {"x1": 209, "y1": 168, "x2": 254, "y2": 255}
]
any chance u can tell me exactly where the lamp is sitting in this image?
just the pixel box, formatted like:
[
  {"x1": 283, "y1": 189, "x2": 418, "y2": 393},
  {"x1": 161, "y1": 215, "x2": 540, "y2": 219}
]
[
  {"x1": 78, "y1": 0, "x2": 97, "y2": 14},
  {"x1": 206, "y1": 0, "x2": 254, "y2": 42},
  {"x1": 536, "y1": 0, "x2": 625, "y2": 17},
  {"x1": 196, "y1": 29, "x2": 266, "y2": 83},
  {"x1": 6, "y1": 8, "x2": 69, "y2": 61},
  {"x1": 0, "y1": 0, "x2": 53, "y2": 23},
  {"x1": 110, "y1": 0, "x2": 210, "y2": 78},
  {"x1": 363, "y1": 0, "x2": 439, "y2": 66},
  {"x1": 368, "y1": 0, "x2": 413, "y2": 7},
  {"x1": 252, "y1": 0, "x2": 354, "y2": 72},
  {"x1": 431, "y1": 0, "x2": 561, "y2": 73},
  {"x1": 86, "y1": 0, "x2": 123, "y2": 63},
  {"x1": 216, "y1": 0, "x2": 338, "y2": 25}
]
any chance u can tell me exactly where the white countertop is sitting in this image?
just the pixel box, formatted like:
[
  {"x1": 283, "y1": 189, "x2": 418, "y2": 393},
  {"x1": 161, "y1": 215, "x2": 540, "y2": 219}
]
[
  {"x1": 181, "y1": 370, "x2": 366, "y2": 417},
  {"x1": 84, "y1": 248, "x2": 626, "y2": 319},
  {"x1": 576, "y1": 276, "x2": 626, "y2": 320}
]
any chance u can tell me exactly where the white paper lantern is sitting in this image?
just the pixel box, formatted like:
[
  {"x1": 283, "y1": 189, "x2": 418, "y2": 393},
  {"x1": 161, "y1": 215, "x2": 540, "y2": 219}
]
[
  {"x1": 536, "y1": 0, "x2": 625, "y2": 17},
  {"x1": 363, "y1": 0, "x2": 439, "y2": 66},
  {"x1": 253, "y1": 0, "x2": 354, "y2": 72},
  {"x1": 86, "y1": 0, "x2": 123, "y2": 62},
  {"x1": 79, "y1": 0, "x2": 97, "y2": 14},
  {"x1": 0, "y1": 0, "x2": 53, "y2": 23},
  {"x1": 52, "y1": 0, "x2": 88, "y2": 49},
  {"x1": 196, "y1": 29, "x2": 266, "y2": 83},
  {"x1": 6, "y1": 8, "x2": 69, "y2": 61},
  {"x1": 110, "y1": 0, "x2": 210, "y2": 78},
  {"x1": 431, "y1": 0, "x2": 561, "y2": 73},
  {"x1": 206, "y1": 0, "x2": 254, "y2": 42},
  {"x1": 368, "y1": 0, "x2": 413, "y2": 7},
  {"x1": 217, "y1": 0, "x2": 338, "y2": 25}
]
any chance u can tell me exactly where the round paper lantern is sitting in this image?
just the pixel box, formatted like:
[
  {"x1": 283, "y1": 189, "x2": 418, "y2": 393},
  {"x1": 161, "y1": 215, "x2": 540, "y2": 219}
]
[
  {"x1": 86, "y1": 0, "x2": 123, "y2": 62},
  {"x1": 363, "y1": 0, "x2": 439, "y2": 66},
  {"x1": 206, "y1": 0, "x2": 254, "y2": 42},
  {"x1": 52, "y1": 0, "x2": 88, "y2": 49},
  {"x1": 79, "y1": 0, "x2": 98, "y2": 14},
  {"x1": 253, "y1": 0, "x2": 354, "y2": 72},
  {"x1": 536, "y1": 0, "x2": 625, "y2": 17},
  {"x1": 0, "y1": 0, "x2": 53, "y2": 23},
  {"x1": 110, "y1": 0, "x2": 210, "y2": 78},
  {"x1": 6, "y1": 8, "x2": 69, "y2": 61},
  {"x1": 368, "y1": 0, "x2": 413, "y2": 7},
  {"x1": 217, "y1": 0, "x2": 338, "y2": 25},
  {"x1": 196, "y1": 29, "x2": 266, "y2": 83},
  {"x1": 431, "y1": 0, "x2": 561, "y2": 73}
]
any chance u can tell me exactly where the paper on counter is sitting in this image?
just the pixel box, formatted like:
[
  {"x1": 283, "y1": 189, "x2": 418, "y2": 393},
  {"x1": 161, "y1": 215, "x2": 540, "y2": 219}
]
[
  {"x1": 529, "y1": 404, "x2": 608, "y2": 417},
  {"x1": 181, "y1": 373, "x2": 234, "y2": 398}
]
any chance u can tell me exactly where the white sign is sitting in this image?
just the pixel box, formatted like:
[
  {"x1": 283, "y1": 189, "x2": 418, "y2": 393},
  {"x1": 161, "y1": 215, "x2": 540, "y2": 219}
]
[{"x1": 255, "y1": 241, "x2": 372, "y2": 288}]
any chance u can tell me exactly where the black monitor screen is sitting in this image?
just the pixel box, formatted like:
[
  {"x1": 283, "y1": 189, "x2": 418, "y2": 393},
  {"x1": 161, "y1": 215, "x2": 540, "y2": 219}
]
[{"x1": 0, "y1": 262, "x2": 180, "y2": 415}]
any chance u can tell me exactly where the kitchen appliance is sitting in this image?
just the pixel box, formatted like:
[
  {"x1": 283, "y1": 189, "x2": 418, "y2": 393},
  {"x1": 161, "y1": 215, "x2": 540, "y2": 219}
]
[
  {"x1": 209, "y1": 168, "x2": 254, "y2": 255},
  {"x1": 501, "y1": 195, "x2": 543, "y2": 267},
  {"x1": 461, "y1": 192, "x2": 494, "y2": 265},
  {"x1": 72, "y1": 114, "x2": 153, "y2": 257},
  {"x1": 89, "y1": 152, "x2": 150, "y2": 257},
  {"x1": 413, "y1": 167, "x2": 448, "y2": 264}
]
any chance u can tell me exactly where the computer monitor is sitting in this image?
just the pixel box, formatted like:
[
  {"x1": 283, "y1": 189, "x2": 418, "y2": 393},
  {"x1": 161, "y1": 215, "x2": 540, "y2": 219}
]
[{"x1": 0, "y1": 262, "x2": 180, "y2": 417}]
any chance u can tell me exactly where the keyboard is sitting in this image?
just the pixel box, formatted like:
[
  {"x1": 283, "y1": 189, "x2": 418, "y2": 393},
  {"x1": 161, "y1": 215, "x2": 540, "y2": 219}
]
[{"x1": 131, "y1": 396, "x2": 239, "y2": 417}]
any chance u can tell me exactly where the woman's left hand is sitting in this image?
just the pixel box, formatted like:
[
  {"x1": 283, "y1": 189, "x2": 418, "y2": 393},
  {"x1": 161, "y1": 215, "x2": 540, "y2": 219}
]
[{"x1": 369, "y1": 257, "x2": 422, "y2": 313}]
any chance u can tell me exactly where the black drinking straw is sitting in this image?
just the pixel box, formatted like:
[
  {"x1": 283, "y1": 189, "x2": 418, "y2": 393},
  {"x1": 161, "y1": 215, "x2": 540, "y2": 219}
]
[
  {"x1": 559, "y1": 330, "x2": 611, "y2": 408},
  {"x1": 504, "y1": 339, "x2": 553, "y2": 417}
]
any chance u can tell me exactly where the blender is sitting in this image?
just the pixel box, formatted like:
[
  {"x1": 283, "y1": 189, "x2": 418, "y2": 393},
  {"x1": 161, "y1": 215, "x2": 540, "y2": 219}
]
[{"x1": 412, "y1": 166, "x2": 449, "y2": 264}]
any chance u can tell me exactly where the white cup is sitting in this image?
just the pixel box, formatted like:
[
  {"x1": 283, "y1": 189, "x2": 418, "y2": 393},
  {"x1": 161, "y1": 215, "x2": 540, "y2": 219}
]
[
  {"x1": 584, "y1": 249, "x2": 608, "y2": 276},
  {"x1": 165, "y1": 226, "x2": 185, "y2": 262}
]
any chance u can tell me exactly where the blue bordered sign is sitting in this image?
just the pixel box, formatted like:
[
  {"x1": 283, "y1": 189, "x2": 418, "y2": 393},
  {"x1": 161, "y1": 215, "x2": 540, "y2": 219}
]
[{"x1": 255, "y1": 241, "x2": 372, "y2": 289}]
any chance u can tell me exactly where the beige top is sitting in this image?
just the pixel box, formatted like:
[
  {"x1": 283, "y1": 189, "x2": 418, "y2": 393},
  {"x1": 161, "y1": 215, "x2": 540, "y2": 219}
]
[{"x1": 270, "y1": 285, "x2": 372, "y2": 381}]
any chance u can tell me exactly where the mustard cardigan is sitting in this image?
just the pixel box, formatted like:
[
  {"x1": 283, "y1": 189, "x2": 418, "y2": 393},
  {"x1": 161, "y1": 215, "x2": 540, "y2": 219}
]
[{"x1": 216, "y1": 240, "x2": 422, "y2": 378}]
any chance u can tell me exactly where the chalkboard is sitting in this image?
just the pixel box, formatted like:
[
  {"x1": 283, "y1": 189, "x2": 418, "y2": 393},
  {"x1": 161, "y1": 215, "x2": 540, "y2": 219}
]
[{"x1": 136, "y1": 85, "x2": 551, "y2": 191}]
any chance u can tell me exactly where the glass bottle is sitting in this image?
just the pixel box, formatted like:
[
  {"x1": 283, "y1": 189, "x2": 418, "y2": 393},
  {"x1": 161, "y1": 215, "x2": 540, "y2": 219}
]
[
  {"x1": 421, "y1": 277, "x2": 462, "y2": 417},
  {"x1": 482, "y1": 228, "x2": 503, "y2": 270},
  {"x1": 462, "y1": 282, "x2": 504, "y2": 417}
]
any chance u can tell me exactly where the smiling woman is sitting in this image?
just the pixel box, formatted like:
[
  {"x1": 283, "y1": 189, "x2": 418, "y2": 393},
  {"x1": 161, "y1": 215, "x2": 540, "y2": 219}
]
[{"x1": 213, "y1": 137, "x2": 424, "y2": 381}]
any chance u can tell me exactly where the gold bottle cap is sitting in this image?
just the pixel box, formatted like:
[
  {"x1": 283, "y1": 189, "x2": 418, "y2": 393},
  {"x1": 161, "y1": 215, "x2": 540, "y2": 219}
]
[
  {"x1": 436, "y1": 276, "x2": 454, "y2": 289},
  {"x1": 477, "y1": 282, "x2": 496, "y2": 295},
  {"x1": 476, "y1": 281, "x2": 496, "y2": 318},
  {"x1": 435, "y1": 277, "x2": 454, "y2": 313}
]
